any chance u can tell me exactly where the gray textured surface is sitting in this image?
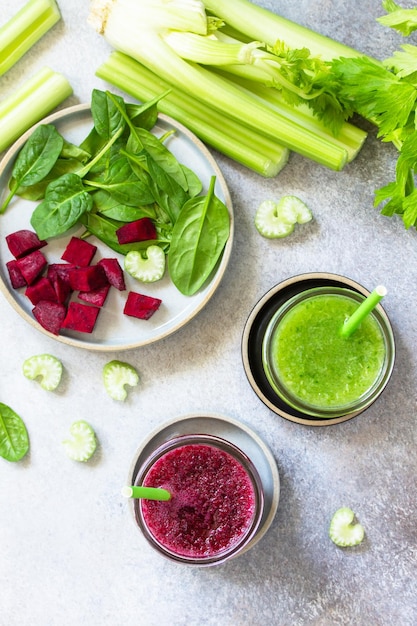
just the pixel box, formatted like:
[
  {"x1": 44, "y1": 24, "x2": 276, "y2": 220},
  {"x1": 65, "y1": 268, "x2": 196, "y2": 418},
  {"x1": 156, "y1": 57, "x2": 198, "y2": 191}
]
[{"x1": 0, "y1": 1, "x2": 416, "y2": 625}]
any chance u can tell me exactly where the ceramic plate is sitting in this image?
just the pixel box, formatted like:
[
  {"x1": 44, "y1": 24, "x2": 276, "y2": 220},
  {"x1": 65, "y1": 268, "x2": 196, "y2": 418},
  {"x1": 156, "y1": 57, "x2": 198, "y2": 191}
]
[
  {"x1": 128, "y1": 413, "x2": 280, "y2": 557},
  {"x1": 0, "y1": 105, "x2": 233, "y2": 351},
  {"x1": 242, "y1": 272, "x2": 395, "y2": 427}
]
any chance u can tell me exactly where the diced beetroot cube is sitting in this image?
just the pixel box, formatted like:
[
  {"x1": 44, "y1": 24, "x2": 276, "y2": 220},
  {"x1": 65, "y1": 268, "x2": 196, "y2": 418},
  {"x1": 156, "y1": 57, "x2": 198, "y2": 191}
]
[
  {"x1": 97, "y1": 258, "x2": 126, "y2": 291},
  {"x1": 6, "y1": 229, "x2": 47, "y2": 258},
  {"x1": 25, "y1": 276, "x2": 58, "y2": 305},
  {"x1": 116, "y1": 218, "x2": 157, "y2": 245},
  {"x1": 123, "y1": 291, "x2": 162, "y2": 320},
  {"x1": 78, "y1": 284, "x2": 111, "y2": 307},
  {"x1": 61, "y1": 237, "x2": 97, "y2": 266},
  {"x1": 6, "y1": 259, "x2": 27, "y2": 288},
  {"x1": 16, "y1": 250, "x2": 47, "y2": 285},
  {"x1": 33, "y1": 300, "x2": 67, "y2": 335},
  {"x1": 61, "y1": 302, "x2": 100, "y2": 333},
  {"x1": 47, "y1": 267, "x2": 72, "y2": 304},
  {"x1": 69, "y1": 264, "x2": 108, "y2": 292}
]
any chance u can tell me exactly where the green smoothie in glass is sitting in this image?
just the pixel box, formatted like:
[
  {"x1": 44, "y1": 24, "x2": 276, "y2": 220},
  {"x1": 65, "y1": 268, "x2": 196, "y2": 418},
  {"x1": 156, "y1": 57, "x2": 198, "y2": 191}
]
[{"x1": 262, "y1": 287, "x2": 391, "y2": 418}]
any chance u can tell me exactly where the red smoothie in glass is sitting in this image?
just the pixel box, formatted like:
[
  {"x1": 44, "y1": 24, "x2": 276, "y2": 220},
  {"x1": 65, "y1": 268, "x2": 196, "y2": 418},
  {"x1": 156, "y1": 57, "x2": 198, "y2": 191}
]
[{"x1": 140, "y1": 443, "x2": 257, "y2": 559}]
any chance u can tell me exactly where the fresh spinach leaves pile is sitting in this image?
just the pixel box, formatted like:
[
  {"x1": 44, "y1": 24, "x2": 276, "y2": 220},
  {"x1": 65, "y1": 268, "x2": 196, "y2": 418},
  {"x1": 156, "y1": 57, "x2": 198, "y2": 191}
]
[{"x1": 0, "y1": 89, "x2": 230, "y2": 296}]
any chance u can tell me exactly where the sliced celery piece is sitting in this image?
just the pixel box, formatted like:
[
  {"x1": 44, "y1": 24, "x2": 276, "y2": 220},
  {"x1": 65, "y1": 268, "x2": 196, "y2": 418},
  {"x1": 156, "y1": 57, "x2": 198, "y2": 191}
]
[
  {"x1": 97, "y1": 51, "x2": 289, "y2": 177},
  {"x1": 0, "y1": 0, "x2": 61, "y2": 76},
  {"x1": 0, "y1": 66, "x2": 73, "y2": 153}
]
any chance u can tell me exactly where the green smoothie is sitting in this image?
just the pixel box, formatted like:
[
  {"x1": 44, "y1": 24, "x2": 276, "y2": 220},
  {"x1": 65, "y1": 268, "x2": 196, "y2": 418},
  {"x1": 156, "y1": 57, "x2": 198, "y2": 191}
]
[{"x1": 267, "y1": 291, "x2": 386, "y2": 410}]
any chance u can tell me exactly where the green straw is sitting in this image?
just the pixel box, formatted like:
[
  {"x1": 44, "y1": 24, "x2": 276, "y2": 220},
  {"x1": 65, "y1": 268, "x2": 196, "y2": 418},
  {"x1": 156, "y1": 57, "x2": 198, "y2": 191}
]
[
  {"x1": 340, "y1": 285, "x2": 387, "y2": 338},
  {"x1": 121, "y1": 485, "x2": 171, "y2": 501}
]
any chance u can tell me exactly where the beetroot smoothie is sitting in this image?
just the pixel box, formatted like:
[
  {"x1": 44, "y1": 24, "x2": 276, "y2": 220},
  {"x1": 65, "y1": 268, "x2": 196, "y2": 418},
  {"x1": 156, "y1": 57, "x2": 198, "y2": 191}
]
[{"x1": 139, "y1": 442, "x2": 258, "y2": 559}]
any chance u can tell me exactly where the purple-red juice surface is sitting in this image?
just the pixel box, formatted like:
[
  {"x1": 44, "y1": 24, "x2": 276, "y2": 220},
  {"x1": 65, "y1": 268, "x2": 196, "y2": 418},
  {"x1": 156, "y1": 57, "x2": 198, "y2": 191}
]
[{"x1": 140, "y1": 443, "x2": 256, "y2": 559}]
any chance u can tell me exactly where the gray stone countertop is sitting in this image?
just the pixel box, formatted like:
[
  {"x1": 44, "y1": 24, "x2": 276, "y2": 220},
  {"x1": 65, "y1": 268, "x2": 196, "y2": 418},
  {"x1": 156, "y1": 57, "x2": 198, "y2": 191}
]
[{"x1": 0, "y1": 1, "x2": 416, "y2": 624}]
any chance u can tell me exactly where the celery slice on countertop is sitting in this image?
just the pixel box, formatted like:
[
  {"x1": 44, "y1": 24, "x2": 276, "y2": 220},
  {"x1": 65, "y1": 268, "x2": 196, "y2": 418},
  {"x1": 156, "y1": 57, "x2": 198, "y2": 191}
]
[
  {"x1": 62, "y1": 420, "x2": 97, "y2": 462},
  {"x1": 0, "y1": 67, "x2": 73, "y2": 154},
  {"x1": 255, "y1": 196, "x2": 312, "y2": 238},
  {"x1": 329, "y1": 507, "x2": 365, "y2": 547},
  {"x1": 103, "y1": 360, "x2": 139, "y2": 401},
  {"x1": 277, "y1": 196, "x2": 313, "y2": 224},
  {"x1": 124, "y1": 245, "x2": 166, "y2": 283},
  {"x1": 22, "y1": 353, "x2": 63, "y2": 391},
  {"x1": 0, "y1": 0, "x2": 61, "y2": 76}
]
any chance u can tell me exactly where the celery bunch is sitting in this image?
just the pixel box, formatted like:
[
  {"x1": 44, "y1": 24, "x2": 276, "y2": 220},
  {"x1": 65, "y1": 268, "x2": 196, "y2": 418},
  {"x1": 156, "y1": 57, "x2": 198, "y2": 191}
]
[{"x1": 89, "y1": 0, "x2": 369, "y2": 175}]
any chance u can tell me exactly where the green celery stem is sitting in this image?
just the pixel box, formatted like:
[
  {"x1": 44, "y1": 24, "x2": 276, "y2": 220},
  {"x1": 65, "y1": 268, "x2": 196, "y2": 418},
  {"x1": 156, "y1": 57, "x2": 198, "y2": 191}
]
[
  {"x1": 0, "y1": 0, "x2": 61, "y2": 76},
  {"x1": 0, "y1": 67, "x2": 73, "y2": 154},
  {"x1": 97, "y1": 52, "x2": 289, "y2": 177},
  {"x1": 215, "y1": 72, "x2": 367, "y2": 163},
  {"x1": 122, "y1": 485, "x2": 172, "y2": 501},
  {"x1": 340, "y1": 286, "x2": 387, "y2": 338},
  {"x1": 204, "y1": 0, "x2": 372, "y2": 62}
]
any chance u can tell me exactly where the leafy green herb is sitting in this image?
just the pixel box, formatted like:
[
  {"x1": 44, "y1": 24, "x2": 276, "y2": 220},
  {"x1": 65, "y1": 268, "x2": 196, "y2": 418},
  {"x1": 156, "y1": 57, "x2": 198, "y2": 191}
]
[
  {"x1": 0, "y1": 402, "x2": 29, "y2": 462},
  {"x1": 168, "y1": 175, "x2": 230, "y2": 295},
  {"x1": 377, "y1": 0, "x2": 417, "y2": 36},
  {"x1": 330, "y1": 1, "x2": 417, "y2": 229}
]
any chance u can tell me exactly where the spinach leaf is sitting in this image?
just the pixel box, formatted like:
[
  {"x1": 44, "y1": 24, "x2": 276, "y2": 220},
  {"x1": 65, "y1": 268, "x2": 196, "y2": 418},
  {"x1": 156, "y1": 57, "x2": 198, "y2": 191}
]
[
  {"x1": 168, "y1": 176, "x2": 230, "y2": 296},
  {"x1": 135, "y1": 127, "x2": 191, "y2": 192},
  {"x1": 92, "y1": 89, "x2": 126, "y2": 140},
  {"x1": 181, "y1": 164, "x2": 203, "y2": 198},
  {"x1": 15, "y1": 157, "x2": 85, "y2": 201},
  {"x1": 60, "y1": 139, "x2": 90, "y2": 163},
  {"x1": 79, "y1": 125, "x2": 107, "y2": 158},
  {"x1": 93, "y1": 189, "x2": 156, "y2": 222},
  {"x1": 0, "y1": 403, "x2": 29, "y2": 462},
  {"x1": 86, "y1": 154, "x2": 155, "y2": 206},
  {"x1": 31, "y1": 173, "x2": 93, "y2": 239},
  {"x1": 0, "y1": 124, "x2": 64, "y2": 213}
]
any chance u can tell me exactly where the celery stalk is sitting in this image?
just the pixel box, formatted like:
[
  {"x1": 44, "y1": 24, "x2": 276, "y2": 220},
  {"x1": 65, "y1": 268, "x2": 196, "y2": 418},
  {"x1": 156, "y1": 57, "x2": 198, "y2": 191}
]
[
  {"x1": 214, "y1": 71, "x2": 368, "y2": 163},
  {"x1": 97, "y1": 51, "x2": 289, "y2": 177},
  {"x1": 89, "y1": 0, "x2": 348, "y2": 171},
  {"x1": 204, "y1": 0, "x2": 368, "y2": 61},
  {"x1": 0, "y1": 0, "x2": 61, "y2": 76},
  {"x1": 0, "y1": 67, "x2": 73, "y2": 153}
]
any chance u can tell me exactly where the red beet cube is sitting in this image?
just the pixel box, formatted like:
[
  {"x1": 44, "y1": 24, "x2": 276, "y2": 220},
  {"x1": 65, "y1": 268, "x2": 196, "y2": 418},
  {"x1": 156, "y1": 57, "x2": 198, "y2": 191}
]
[
  {"x1": 25, "y1": 276, "x2": 58, "y2": 305},
  {"x1": 6, "y1": 229, "x2": 47, "y2": 258},
  {"x1": 123, "y1": 291, "x2": 162, "y2": 320},
  {"x1": 78, "y1": 284, "x2": 110, "y2": 307},
  {"x1": 97, "y1": 258, "x2": 126, "y2": 291},
  {"x1": 47, "y1": 263, "x2": 77, "y2": 284},
  {"x1": 47, "y1": 266, "x2": 72, "y2": 304},
  {"x1": 69, "y1": 264, "x2": 108, "y2": 292},
  {"x1": 16, "y1": 250, "x2": 47, "y2": 285},
  {"x1": 61, "y1": 237, "x2": 97, "y2": 266},
  {"x1": 33, "y1": 300, "x2": 67, "y2": 335},
  {"x1": 6, "y1": 260, "x2": 26, "y2": 288},
  {"x1": 116, "y1": 218, "x2": 157, "y2": 245},
  {"x1": 61, "y1": 302, "x2": 100, "y2": 333}
]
